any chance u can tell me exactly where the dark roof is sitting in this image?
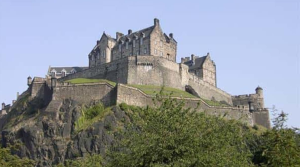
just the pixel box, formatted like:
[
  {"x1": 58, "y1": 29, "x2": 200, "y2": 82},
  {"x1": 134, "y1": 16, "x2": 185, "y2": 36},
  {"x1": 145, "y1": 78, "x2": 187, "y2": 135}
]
[
  {"x1": 118, "y1": 25, "x2": 155, "y2": 42},
  {"x1": 183, "y1": 56, "x2": 207, "y2": 69},
  {"x1": 48, "y1": 67, "x2": 88, "y2": 74}
]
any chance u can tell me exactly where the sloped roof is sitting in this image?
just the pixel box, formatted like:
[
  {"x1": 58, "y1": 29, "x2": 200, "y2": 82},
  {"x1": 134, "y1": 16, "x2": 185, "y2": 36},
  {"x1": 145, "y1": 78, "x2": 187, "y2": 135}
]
[
  {"x1": 48, "y1": 67, "x2": 88, "y2": 74},
  {"x1": 118, "y1": 26, "x2": 155, "y2": 42}
]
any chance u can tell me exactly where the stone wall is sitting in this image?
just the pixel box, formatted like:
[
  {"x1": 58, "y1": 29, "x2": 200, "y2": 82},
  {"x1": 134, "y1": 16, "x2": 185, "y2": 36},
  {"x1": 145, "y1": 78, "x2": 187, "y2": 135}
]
[
  {"x1": 116, "y1": 84, "x2": 253, "y2": 125},
  {"x1": 188, "y1": 74, "x2": 233, "y2": 105},
  {"x1": 52, "y1": 83, "x2": 116, "y2": 106},
  {"x1": 127, "y1": 56, "x2": 185, "y2": 90},
  {"x1": 252, "y1": 109, "x2": 271, "y2": 129},
  {"x1": 59, "y1": 57, "x2": 129, "y2": 84}
]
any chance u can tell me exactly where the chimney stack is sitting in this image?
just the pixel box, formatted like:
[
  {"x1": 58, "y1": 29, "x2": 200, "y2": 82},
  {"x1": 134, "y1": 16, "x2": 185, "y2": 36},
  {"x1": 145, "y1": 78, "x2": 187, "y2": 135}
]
[
  {"x1": 27, "y1": 76, "x2": 32, "y2": 86},
  {"x1": 1, "y1": 103, "x2": 5, "y2": 110},
  {"x1": 128, "y1": 29, "x2": 132, "y2": 35},
  {"x1": 154, "y1": 18, "x2": 160, "y2": 26},
  {"x1": 116, "y1": 32, "x2": 124, "y2": 41},
  {"x1": 17, "y1": 92, "x2": 19, "y2": 100},
  {"x1": 169, "y1": 33, "x2": 173, "y2": 38}
]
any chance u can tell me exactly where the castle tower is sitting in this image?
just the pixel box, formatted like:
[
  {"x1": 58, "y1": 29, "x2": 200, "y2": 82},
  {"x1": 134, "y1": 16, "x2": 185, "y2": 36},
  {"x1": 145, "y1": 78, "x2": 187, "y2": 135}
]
[{"x1": 255, "y1": 86, "x2": 264, "y2": 108}]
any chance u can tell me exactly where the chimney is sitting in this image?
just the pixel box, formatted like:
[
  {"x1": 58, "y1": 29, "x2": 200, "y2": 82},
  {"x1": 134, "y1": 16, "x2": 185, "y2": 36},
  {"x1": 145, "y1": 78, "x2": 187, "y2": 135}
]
[
  {"x1": 154, "y1": 18, "x2": 160, "y2": 26},
  {"x1": 191, "y1": 54, "x2": 195, "y2": 65},
  {"x1": 169, "y1": 33, "x2": 173, "y2": 38},
  {"x1": 27, "y1": 76, "x2": 32, "y2": 86},
  {"x1": 17, "y1": 92, "x2": 19, "y2": 100},
  {"x1": 97, "y1": 40, "x2": 100, "y2": 45},
  {"x1": 128, "y1": 29, "x2": 132, "y2": 35},
  {"x1": 1, "y1": 103, "x2": 5, "y2": 110},
  {"x1": 116, "y1": 32, "x2": 124, "y2": 41}
]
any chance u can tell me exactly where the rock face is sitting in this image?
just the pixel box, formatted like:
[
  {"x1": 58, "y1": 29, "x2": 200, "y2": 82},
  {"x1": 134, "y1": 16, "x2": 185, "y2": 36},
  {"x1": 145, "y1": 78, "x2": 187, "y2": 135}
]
[{"x1": 1, "y1": 98, "x2": 127, "y2": 166}]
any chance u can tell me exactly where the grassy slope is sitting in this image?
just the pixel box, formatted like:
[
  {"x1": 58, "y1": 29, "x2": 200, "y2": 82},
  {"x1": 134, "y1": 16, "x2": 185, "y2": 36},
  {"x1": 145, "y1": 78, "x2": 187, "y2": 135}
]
[{"x1": 65, "y1": 78, "x2": 116, "y2": 87}]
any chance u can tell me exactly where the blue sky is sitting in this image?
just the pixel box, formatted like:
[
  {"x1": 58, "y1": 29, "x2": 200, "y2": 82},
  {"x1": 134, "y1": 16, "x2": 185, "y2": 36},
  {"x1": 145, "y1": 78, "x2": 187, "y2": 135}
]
[{"x1": 0, "y1": 0, "x2": 299, "y2": 127}]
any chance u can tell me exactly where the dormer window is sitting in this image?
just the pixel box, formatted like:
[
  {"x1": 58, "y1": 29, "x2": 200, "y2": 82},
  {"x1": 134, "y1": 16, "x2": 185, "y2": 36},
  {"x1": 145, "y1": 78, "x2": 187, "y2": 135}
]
[
  {"x1": 50, "y1": 69, "x2": 57, "y2": 77},
  {"x1": 61, "y1": 69, "x2": 67, "y2": 77},
  {"x1": 70, "y1": 69, "x2": 77, "y2": 74}
]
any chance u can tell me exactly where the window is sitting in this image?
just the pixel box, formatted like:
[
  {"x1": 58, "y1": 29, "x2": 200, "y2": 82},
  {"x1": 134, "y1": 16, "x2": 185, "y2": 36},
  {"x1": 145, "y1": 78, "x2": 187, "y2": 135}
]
[
  {"x1": 140, "y1": 38, "x2": 143, "y2": 45},
  {"x1": 136, "y1": 51, "x2": 139, "y2": 56},
  {"x1": 160, "y1": 51, "x2": 163, "y2": 56},
  {"x1": 62, "y1": 71, "x2": 66, "y2": 77},
  {"x1": 154, "y1": 49, "x2": 157, "y2": 54},
  {"x1": 92, "y1": 55, "x2": 94, "y2": 60},
  {"x1": 97, "y1": 52, "x2": 100, "y2": 59},
  {"x1": 160, "y1": 41, "x2": 163, "y2": 47},
  {"x1": 103, "y1": 50, "x2": 106, "y2": 58},
  {"x1": 144, "y1": 48, "x2": 147, "y2": 54},
  {"x1": 51, "y1": 71, "x2": 56, "y2": 77},
  {"x1": 119, "y1": 44, "x2": 122, "y2": 52},
  {"x1": 133, "y1": 40, "x2": 136, "y2": 47},
  {"x1": 126, "y1": 42, "x2": 128, "y2": 49}
]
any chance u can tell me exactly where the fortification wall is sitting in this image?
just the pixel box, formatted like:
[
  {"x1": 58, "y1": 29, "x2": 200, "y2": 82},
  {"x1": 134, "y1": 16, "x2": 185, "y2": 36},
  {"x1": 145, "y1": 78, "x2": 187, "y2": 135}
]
[
  {"x1": 188, "y1": 74, "x2": 233, "y2": 105},
  {"x1": 252, "y1": 109, "x2": 271, "y2": 129},
  {"x1": 30, "y1": 77, "x2": 52, "y2": 104},
  {"x1": 52, "y1": 83, "x2": 116, "y2": 106},
  {"x1": 127, "y1": 56, "x2": 186, "y2": 90},
  {"x1": 58, "y1": 58, "x2": 129, "y2": 84},
  {"x1": 116, "y1": 84, "x2": 253, "y2": 125}
]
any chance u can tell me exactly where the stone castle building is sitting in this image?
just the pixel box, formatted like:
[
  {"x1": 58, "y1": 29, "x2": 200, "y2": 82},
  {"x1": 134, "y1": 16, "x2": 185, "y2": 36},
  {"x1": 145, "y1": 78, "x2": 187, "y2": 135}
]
[{"x1": 2, "y1": 18, "x2": 270, "y2": 128}]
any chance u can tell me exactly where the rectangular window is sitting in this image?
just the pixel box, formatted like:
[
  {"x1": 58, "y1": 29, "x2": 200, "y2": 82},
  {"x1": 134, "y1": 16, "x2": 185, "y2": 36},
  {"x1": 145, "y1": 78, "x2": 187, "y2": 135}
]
[
  {"x1": 140, "y1": 38, "x2": 143, "y2": 45},
  {"x1": 133, "y1": 40, "x2": 135, "y2": 47},
  {"x1": 136, "y1": 51, "x2": 139, "y2": 56},
  {"x1": 97, "y1": 52, "x2": 100, "y2": 59},
  {"x1": 119, "y1": 44, "x2": 121, "y2": 52},
  {"x1": 144, "y1": 48, "x2": 147, "y2": 54},
  {"x1": 126, "y1": 42, "x2": 128, "y2": 49},
  {"x1": 154, "y1": 49, "x2": 157, "y2": 54},
  {"x1": 160, "y1": 51, "x2": 163, "y2": 56}
]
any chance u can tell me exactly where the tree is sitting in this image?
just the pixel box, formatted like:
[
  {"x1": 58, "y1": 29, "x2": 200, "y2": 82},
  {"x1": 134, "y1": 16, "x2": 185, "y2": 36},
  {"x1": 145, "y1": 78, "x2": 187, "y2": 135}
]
[{"x1": 108, "y1": 92, "x2": 255, "y2": 167}]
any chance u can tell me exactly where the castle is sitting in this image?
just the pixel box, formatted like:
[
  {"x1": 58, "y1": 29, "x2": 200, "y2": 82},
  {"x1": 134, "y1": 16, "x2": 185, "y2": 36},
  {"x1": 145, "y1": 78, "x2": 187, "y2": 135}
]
[{"x1": 1, "y1": 18, "x2": 270, "y2": 128}]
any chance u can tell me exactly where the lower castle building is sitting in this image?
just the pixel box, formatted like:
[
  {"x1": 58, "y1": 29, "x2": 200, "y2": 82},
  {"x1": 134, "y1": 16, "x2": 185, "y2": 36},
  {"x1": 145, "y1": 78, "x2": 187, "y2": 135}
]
[{"x1": 2, "y1": 18, "x2": 270, "y2": 128}]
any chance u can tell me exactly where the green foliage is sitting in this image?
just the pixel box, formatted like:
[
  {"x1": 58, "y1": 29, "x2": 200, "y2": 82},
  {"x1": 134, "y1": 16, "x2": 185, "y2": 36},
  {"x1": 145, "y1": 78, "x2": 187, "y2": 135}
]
[
  {"x1": 75, "y1": 103, "x2": 111, "y2": 132},
  {"x1": 108, "y1": 92, "x2": 256, "y2": 167},
  {"x1": 253, "y1": 111, "x2": 300, "y2": 166},
  {"x1": 128, "y1": 84, "x2": 197, "y2": 98},
  {"x1": 56, "y1": 154, "x2": 103, "y2": 167},
  {"x1": 65, "y1": 78, "x2": 116, "y2": 86},
  {"x1": 0, "y1": 146, "x2": 35, "y2": 167}
]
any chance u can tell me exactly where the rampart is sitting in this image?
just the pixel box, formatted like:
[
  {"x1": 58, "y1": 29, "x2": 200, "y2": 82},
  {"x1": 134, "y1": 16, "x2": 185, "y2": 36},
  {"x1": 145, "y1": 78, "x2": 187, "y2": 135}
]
[
  {"x1": 52, "y1": 82, "x2": 116, "y2": 106},
  {"x1": 188, "y1": 74, "x2": 233, "y2": 105},
  {"x1": 24, "y1": 78, "x2": 270, "y2": 128},
  {"x1": 116, "y1": 84, "x2": 253, "y2": 125}
]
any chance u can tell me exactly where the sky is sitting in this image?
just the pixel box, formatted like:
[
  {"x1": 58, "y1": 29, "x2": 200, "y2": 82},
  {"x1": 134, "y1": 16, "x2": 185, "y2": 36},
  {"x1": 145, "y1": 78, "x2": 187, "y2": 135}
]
[{"x1": 0, "y1": 0, "x2": 299, "y2": 128}]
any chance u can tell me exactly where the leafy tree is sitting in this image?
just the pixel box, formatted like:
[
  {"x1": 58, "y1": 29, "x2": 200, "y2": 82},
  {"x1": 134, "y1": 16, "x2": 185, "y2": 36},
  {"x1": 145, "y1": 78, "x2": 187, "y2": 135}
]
[
  {"x1": 254, "y1": 111, "x2": 300, "y2": 167},
  {"x1": 56, "y1": 154, "x2": 103, "y2": 167},
  {"x1": 0, "y1": 146, "x2": 35, "y2": 167},
  {"x1": 108, "y1": 92, "x2": 255, "y2": 167}
]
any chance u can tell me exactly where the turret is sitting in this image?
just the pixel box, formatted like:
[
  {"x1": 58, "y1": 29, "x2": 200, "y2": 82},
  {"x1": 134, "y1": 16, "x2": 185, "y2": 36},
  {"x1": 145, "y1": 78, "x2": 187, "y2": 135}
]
[
  {"x1": 1, "y1": 103, "x2": 5, "y2": 110},
  {"x1": 255, "y1": 86, "x2": 264, "y2": 108},
  {"x1": 27, "y1": 76, "x2": 32, "y2": 86},
  {"x1": 255, "y1": 86, "x2": 263, "y2": 98}
]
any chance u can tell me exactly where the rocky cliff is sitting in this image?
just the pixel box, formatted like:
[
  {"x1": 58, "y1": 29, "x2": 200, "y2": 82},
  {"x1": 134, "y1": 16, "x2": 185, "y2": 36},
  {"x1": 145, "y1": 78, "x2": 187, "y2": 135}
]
[{"x1": 0, "y1": 91, "x2": 127, "y2": 166}]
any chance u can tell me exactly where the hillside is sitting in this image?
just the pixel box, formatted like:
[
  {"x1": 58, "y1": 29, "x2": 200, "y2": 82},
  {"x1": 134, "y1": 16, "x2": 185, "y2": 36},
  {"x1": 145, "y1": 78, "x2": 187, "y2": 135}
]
[{"x1": 0, "y1": 89, "x2": 299, "y2": 167}]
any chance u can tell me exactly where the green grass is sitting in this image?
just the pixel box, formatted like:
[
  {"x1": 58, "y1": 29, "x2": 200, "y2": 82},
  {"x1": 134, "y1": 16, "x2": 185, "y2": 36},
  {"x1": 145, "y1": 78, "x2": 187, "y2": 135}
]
[
  {"x1": 128, "y1": 84, "x2": 197, "y2": 98},
  {"x1": 65, "y1": 78, "x2": 116, "y2": 87},
  {"x1": 75, "y1": 103, "x2": 112, "y2": 133}
]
